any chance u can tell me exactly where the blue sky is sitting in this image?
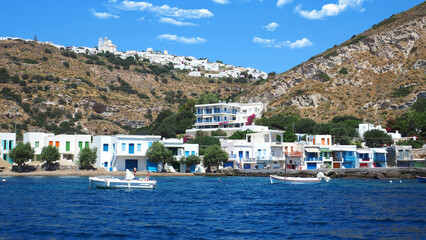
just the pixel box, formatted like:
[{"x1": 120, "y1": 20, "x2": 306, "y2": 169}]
[{"x1": 0, "y1": 0, "x2": 423, "y2": 73}]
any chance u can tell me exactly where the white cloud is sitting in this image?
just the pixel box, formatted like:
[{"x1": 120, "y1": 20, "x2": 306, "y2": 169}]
[
  {"x1": 159, "y1": 17, "x2": 197, "y2": 26},
  {"x1": 118, "y1": 1, "x2": 214, "y2": 19},
  {"x1": 253, "y1": 36, "x2": 312, "y2": 49},
  {"x1": 295, "y1": 0, "x2": 365, "y2": 20},
  {"x1": 212, "y1": 0, "x2": 230, "y2": 4},
  {"x1": 277, "y1": 0, "x2": 292, "y2": 7},
  {"x1": 288, "y1": 38, "x2": 313, "y2": 48},
  {"x1": 92, "y1": 10, "x2": 119, "y2": 19},
  {"x1": 157, "y1": 34, "x2": 207, "y2": 44},
  {"x1": 136, "y1": 17, "x2": 145, "y2": 21},
  {"x1": 263, "y1": 22, "x2": 279, "y2": 32}
]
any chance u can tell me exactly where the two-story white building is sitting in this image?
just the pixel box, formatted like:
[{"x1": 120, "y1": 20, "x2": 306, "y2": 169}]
[
  {"x1": 93, "y1": 135, "x2": 200, "y2": 172},
  {"x1": 0, "y1": 133, "x2": 16, "y2": 164},
  {"x1": 23, "y1": 132, "x2": 92, "y2": 163},
  {"x1": 220, "y1": 129, "x2": 284, "y2": 170}
]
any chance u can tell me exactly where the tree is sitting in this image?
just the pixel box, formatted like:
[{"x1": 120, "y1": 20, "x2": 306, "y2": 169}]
[
  {"x1": 228, "y1": 130, "x2": 254, "y2": 140},
  {"x1": 40, "y1": 145, "x2": 60, "y2": 170},
  {"x1": 33, "y1": 34, "x2": 38, "y2": 41},
  {"x1": 196, "y1": 93, "x2": 218, "y2": 104},
  {"x1": 182, "y1": 155, "x2": 201, "y2": 172},
  {"x1": 78, "y1": 147, "x2": 98, "y2": 170},
  {"x1": 187, "y1": 135, "x2": 220, "y2": 155},
  {"x1": 9, "y1": 142, "x2": 34, "y2": 172},
  {"x1": 203, "y1": 145, "x2": 228, "y2": 173},
  {"x1": 283, "y1": 131, "x2": 297, "y2": 142},
  {"x1": 363, "y1": 129, "x2": 392, "y2": 147},
  {"x1": 146, "y1": 141, "x2": 174, "y2": 172},
  {"x1": 178, "y1": 99, "x2": 196, "y2": 113}
]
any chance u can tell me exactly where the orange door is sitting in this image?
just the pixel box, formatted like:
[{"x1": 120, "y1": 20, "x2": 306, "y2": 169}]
[{"x1": 49, "y1": 141, "x2": 53, "y2": 146}]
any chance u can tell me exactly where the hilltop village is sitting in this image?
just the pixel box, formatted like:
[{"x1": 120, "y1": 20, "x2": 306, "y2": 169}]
[{"x1": 0, "y1": 36, "x2": 268, "y2": 80}]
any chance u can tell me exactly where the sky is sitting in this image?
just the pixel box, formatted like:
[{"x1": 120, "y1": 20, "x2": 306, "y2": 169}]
[{"x1": 0, "y1": 0, "x2": 423, "y2": 73}]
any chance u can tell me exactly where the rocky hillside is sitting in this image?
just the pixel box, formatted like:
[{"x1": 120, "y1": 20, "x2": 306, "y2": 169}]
[
  {"x1": 0, "y1": 40, "x2": 249, "y2": 136},
  {"x1": 240, "y1": 2, "x2": 426, "y2": 124}
]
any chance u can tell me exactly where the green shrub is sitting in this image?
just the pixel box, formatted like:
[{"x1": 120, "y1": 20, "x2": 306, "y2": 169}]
[
  {"x1": 346, "y1": 35, "x2": 367, "y2": 46},
  {"x1": 392, "y1": 86, "x2": 414, "y2": 97},
  {"x1": 23, "y1": 58, "x2": 38, "y2": 64},
  {"x1": 339, "y1": 67, "x2": 348, "y2": 74},
  {"x1": 324, "y1": 50, "x2": 338, "y2": 59},
  {"x1": 63, "y1": 62, "x2": 70, "y2": 68},
  {"x1": 315, "y1": 72, "x2": 330, "y2": 82},
  {"x1": 44, "y1": 48, "x2": 52, "y2": 54}
]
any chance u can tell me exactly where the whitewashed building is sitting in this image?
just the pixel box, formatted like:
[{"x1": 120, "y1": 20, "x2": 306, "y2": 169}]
[
  {"x1": 220, "y1": 129, "x2": 284, "y2": 169},
  {"x1": 0, "y1": 133, "x2": 16, "y2": 164},
  {"x1": 93, "y1": 135, "x2": 199, "y2": 172},
  {"x1": 23, "y1": 132, "x2": 92, "y2": 163},
  {"x1": 187, "y1": 102, "x2": 265, "y2": 136}
]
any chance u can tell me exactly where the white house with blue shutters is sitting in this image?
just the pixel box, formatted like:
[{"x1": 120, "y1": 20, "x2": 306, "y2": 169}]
[
  {"x1": 93, "y1": 135, "x2": 200, "y2": 172},
  {"x1": 0, "y1": 133, "x2": 16, "y2": 164},
  {"x1": 23, "y1": 132, "x2": 92, "y2": 163},
  {"x1": 93, "y1": 135, "x2": 162, "y2": 172}
]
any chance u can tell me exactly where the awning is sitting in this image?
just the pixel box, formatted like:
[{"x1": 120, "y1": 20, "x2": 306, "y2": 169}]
[
  {"x1": 373, "y1": 149, "x2": 387, "y2": 153},
  {"x1": 305, "y1": 148, "x2": 320, "y2": 153},
  {"x1": 357, "y1": 149, "x2": 370, "y2": 154},
  {"x1": 320, "y1": 149, "x2": 332, "y2": 152}
]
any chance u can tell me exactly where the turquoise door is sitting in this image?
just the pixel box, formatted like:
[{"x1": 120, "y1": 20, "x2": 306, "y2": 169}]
[
  {"x1": 147, "y1": 160, "x2": 157, "y2": 172},
  {"x1": 307, "y1": 163, "x2": 317, "y2": 169}
]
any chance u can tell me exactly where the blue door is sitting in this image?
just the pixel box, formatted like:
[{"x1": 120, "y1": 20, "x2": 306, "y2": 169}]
[
  {"x1": 190, "y1": 165, "x2": 196, "y2": 172},
  {"x1": 307, "y1": 163, "x2": 317, "y2": 169},
  {"x1": 147, "y1": 160, "x2": 157, "y2": 172},
  {"x1": 125, "y1": 159, "x2": 138, "y2": 171},
  {"x1": 238, "y1": 151, "x2": 243, "y2": 160},
  {"x1": 223, "y1": 161, "x2": 234, "y2": 168},
  {"x1": 243, "y1": 163, "x2": 251, "y2": 169},
  {"x1": 129, "y1": 144, "x2": 134, "y2": 154}
]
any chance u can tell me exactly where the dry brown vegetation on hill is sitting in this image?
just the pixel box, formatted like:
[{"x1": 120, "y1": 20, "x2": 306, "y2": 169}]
[
  {"x1": 0, "y1": 39, "x2": 250, "y2": 137},
  {"x1": 240, "y1": 2, "x2": 426, "y2": 125}
]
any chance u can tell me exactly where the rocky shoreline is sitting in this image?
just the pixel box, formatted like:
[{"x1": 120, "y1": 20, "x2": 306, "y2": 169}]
[
  {"x1": 0, "y1": 167, "x2": 424, "y2": 179},
  {"x1": 211, "y1": 167, "x2": 426, "y2": 179}
]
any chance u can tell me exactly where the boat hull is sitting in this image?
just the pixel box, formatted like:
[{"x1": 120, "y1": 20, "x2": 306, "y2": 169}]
[
  {"x1": 89, "y1": 177, "x2": 157, "y2": 189},
  {"x1": 417, "y1": 176, "x2": 426, "y2": 183},
  {"x1": 270, "y1": 175, "x2": 321, "y2": 184}
]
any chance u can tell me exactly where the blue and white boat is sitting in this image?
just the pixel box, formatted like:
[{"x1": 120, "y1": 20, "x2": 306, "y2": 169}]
[
  {"x1": 89, "y1": 169, "x2": 157, "y2": 189},
  {"x1": 270, "y1": 172, "x2": 330, "y2": 184},
  {"x1": 417, "y1": 176, "x2": 426, "y2": 183}
]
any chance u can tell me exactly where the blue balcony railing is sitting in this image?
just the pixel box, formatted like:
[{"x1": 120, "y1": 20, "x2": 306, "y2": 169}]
[{"x1": 306, "y1": 157, "x2": 319, "y2": 161}]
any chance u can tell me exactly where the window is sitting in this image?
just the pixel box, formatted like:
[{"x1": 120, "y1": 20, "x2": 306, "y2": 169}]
[
  {"x1": 55, "y1": 141, "x2": 60, "y2": 148},
  {"x1": 104, "y1": 162, "x2": 108, "y2": 167},
  {"x1": 103, "y1": 144, "x2": 109, "y2": 152},
  {"x1": 137, "y1": 144, "x2": 141, "y2": 152},
  {"x1": 66, "y1": 142, "x2": 70, "y2": 151},
  {"x1": 122, "y1": 143, "x2": 126, "y2": 151},
  {"x1": 35, "y1": 141, "x2": 39, "y2": 148},
  {"x1": 191, "y1": 151, "x2": 195, "y2": 156},
  {"x1": 2, "y1": 140, "x2": 6, "y2": 150},
  {"x1": 185, "y1": 151, "x2": 190, "y2": 157},
  {"x1": 85, "y1": 142, "x2": 89, "y2": 149},
  {"x1": 78, "y1": 141, "x2": 83, "y2": 150},
  {"x1": 49, "y1": 141, "x2": 53, "y2": 146}
]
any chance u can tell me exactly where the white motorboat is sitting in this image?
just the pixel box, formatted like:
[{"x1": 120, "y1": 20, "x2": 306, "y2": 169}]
[
  {"x1": 270, "y1": 175, "x2": 322, "y2": 184},
  {"x1": 89, "y1": 169, "x2": 157, "y2": 189},
  {"x1": 270, "y1": 172, "x2": 330, "y2": 184}
]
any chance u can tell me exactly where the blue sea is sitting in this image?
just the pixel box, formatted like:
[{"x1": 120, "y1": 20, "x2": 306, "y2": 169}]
[{"x1": 0, "y1": 177, "x2": 425, "y2": 239}]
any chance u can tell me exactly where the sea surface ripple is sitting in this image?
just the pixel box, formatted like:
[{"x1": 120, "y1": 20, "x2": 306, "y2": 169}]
[{"x1": 0, "y1": 177, "x2": 424, "y2": 239}]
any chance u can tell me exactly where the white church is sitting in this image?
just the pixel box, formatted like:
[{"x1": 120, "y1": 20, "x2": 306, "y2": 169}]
[{"x1": 98, "y1": 37, "x2": 116, "y2": 53}]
